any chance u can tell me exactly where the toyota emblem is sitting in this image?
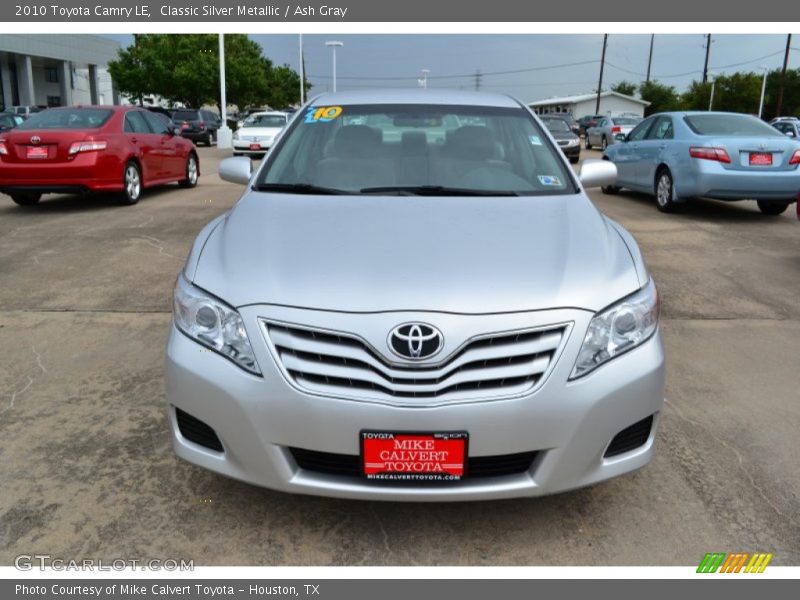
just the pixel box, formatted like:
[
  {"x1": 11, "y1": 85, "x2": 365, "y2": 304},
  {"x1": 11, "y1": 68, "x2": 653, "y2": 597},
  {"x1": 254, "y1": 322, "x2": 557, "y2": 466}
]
[
  {"x1": 388, "y1": 323, "x2": 444, "y2": 360},
  {"x1": 30, "y1": 136, "x2": 41, "y2": 144}
]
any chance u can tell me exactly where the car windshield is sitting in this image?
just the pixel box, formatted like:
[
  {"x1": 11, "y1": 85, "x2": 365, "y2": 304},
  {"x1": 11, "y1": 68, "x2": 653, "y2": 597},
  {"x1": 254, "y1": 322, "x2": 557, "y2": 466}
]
[
  {"x1": 258, "y1": 103, "x2": 575, "y2": 195},
  {"x1": 244, "y1": 115, "x2": 287, "y2": 128},
  {"x1": 171, "y1": 110, "x2": 199, "y2": 122},
  {"x1": 612, "y1": 117, "x2": 640, "y2": 125},
  {"x1": 0, "y1": 114, "x2": 19, "y2": 127},
  {"x1": 16, "y1": 108, "x2": 111, "y2": 130},
  {"x1": 542, "y1": 118, "x2": 570, "y2": 133},
  {"x1": 685, "y1": 114, "x2": 783, "y2": 137}
]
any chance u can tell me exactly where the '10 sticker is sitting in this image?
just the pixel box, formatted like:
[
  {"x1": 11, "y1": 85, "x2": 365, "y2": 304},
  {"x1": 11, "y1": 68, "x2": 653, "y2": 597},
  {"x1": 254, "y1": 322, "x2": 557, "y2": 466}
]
[{"x1": 305, "y1": 106, "x2": 343, "y2": 123}]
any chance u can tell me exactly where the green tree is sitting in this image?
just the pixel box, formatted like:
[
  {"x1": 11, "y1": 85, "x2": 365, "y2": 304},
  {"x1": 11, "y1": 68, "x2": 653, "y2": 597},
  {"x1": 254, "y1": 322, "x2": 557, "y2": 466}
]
[
  {"x1": 638, "y1": 80, "x2": 682, "y2": 115},
  {"x1": 108, "y1": 34, "x2": 306, "y2": 111},
  {"x1": 611, "y1": 81, "x2": 637, "y2": 96}
]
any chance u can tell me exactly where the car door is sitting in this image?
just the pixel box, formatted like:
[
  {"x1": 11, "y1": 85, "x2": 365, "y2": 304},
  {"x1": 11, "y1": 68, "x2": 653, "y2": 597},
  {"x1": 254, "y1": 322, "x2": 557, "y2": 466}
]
[
  {"x1": 612, "y1": 117, "x2": 656, "y2": 188},
  {"x1": 142, "y1": 111, "x2": 182, "y2": 179},
  {"x1": 589, "y1": 119, "x2": 605, "y2": 146},
  {"x1": 636, "y1": 116, "x2": 674, "y2": 187},
  {"x1": 124, "y1": 110, "x2": 161, "y2": 181}
]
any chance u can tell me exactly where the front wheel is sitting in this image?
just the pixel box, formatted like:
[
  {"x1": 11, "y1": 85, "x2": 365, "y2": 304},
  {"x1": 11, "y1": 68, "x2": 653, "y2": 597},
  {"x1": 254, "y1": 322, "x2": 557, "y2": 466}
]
[
  {"x1": 569, "y1": 156, "x2": 580, "y2": 164},
  {"x1": 585, "y1": 136, "x2": 592, "y2": 150},
  {"x1": 601, "y1": 136, "x2": 608, "y2": 150},
  {"x1": 655, "y1": 169, "x2": 679, "y2": 213},
  {"x1": 119, "y1": 161, "x2": 142, "y2": 205},
  {"x1": 757, "y1": 200, "x2": 789, "y2": 215},
  {"x1": 179, "y1": 154, "x2": 199, "y2": 188},
  {"x1": 10, "y1": 192, "x2": 41, "y2": 206}
]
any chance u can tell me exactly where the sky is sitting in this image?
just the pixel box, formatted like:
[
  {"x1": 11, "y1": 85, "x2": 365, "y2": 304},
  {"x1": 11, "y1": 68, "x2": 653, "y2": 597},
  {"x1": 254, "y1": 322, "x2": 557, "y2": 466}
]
[{"x1": 103, "y1": 34, "x2": 797, "y2": 102}]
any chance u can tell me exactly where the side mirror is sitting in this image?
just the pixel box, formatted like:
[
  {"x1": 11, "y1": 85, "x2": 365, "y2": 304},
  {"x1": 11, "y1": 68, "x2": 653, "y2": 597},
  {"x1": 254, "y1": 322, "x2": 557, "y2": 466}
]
[
  {"x1": 614, "y1": 133, "x2": 627, "y2": 142},
  {"x1": 579, "y1": 159, "x2": 617, "y2": 189},
  {"x1": 219, "y1": 157, "x2": 253, "y2": 185}
]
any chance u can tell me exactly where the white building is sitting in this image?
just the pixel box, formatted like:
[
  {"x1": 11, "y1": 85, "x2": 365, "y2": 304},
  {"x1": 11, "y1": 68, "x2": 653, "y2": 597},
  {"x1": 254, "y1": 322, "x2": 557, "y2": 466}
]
[
  {"x1": 528, "y1": 91, "x2": 650, "y2": 119},
  {"x1": 0, "y1": 34, "x2": 119, "y2": 109}
]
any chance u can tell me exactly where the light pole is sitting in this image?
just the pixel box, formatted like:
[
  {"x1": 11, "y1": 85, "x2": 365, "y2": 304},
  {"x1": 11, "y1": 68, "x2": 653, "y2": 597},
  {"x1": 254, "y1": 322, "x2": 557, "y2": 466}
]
[
  {"x1": 325, "y1": 41, "x2": 343, "y2": 92},
  {"x1": 419, "y1": 69, "x2": 430, "y2": 89},
  {"x1": 299, "y1": 34, "x2": 305, "y2": 105},
  {"x1": 217, "y1": 33, "x2": 232, "y2": 149},
  {"x1": 758, "y1": 65, "x2": 769, "y2": 119},
  {"x1": 708, "y1": 74, "x2": 716, "y2": 111}
]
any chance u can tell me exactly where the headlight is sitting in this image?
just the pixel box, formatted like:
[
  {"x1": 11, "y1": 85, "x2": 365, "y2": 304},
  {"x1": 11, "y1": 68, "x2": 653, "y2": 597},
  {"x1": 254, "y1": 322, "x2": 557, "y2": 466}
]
[
  {"x1": 567, "y1": 138, "x2": 579, "y2": 146},
  {"x1": 173, "y1": 273, "x2": 261, "y2": 375},
  {"x1": 571, "y1": 278, "x2": 659, "y2": 379}
]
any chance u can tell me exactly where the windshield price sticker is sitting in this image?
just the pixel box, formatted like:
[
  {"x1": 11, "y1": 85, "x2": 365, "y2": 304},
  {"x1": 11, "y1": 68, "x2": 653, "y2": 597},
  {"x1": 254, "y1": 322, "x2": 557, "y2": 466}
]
[{"x1": 305, "y1": 106, "x2": 343, "y2": 123}]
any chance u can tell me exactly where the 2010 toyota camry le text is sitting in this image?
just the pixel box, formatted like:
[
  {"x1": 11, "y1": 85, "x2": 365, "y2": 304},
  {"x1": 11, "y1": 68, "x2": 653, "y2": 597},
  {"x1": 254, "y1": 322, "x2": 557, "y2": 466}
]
[{"x1": 165, "y1": 90, "x2": 665, "y2": 501}]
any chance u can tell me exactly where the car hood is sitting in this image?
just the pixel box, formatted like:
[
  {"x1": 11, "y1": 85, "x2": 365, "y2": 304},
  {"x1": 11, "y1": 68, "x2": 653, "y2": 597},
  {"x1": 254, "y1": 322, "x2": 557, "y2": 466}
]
[
  {"x1": 548, "y1": 131, "x2": 578, "y2": 141},
  {"x1": 192, "y1": 192, "x2": 642, "y2": 313},
  {"x1": 237, "y1": 127, "x2": 282, "y2": 137}
]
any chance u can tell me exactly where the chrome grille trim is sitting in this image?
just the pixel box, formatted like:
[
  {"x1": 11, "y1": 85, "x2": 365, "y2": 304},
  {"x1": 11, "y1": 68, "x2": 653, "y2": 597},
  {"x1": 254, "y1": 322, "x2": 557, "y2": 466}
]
[{"x1": 260, "y1": 319, "x2": 570, "y2": 406}]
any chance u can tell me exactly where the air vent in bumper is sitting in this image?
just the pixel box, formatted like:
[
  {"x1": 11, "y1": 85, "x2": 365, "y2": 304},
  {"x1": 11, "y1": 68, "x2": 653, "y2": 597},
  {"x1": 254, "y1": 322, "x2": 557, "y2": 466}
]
[
  {"x1": 604, "y1": 415, "x2": 654, "y2": 458},
  {"x1": 175, "y1": 408, "x2": 224, "y2": 452}
]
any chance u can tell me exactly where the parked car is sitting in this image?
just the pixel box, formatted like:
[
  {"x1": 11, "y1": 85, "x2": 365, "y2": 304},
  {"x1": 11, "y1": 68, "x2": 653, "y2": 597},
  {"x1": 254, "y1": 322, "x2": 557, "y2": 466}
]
[
  {"x1": 0, "y1": 112, "x2": 24, "y2": 133},
  {"x1": 540, "y1": 115, "x2": 581, "y2": 163},
  {"x1": 544, "y1": 112, "x2": 581, "y2": 136},
  {"x1": 577, "y1": 114, "x2": 605, "y2": 136},
  {"x1": 602, "y1": 111, "x2": 800, "y2": 214},
  {"x1": 0, "y1": 105, "x2": 199, "y2": 206},
  {"x1": 9, "y1": 105, "x2": 43, "y2": 119},
  {"x1": 232, "y1": 111, "x2": 289, "y2": 157},
  {"x1": 171, "y1": 108, "x2": 221, "y2": 146},
  {"x1": 585, "y1": 116, "x2": 641, "y2": 150},
  {"x1": 166, "y1": 89, "x2": 664, "y2": 501},
  {"x1": 771, "y1": 119, "x2": 800, "y2": 139}
]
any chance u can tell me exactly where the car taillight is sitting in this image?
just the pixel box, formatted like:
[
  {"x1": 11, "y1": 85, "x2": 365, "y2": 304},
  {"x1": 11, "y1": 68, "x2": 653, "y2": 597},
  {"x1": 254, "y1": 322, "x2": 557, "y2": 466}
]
[
  {"x1": 689, "y1": 146, "x2": 731, "y2": 164},
  {"x1": 611, "y1": 126, "x2": 621, "y2": 134},
  {"x1": 789, "y1": 150, "x2": 800, "y2": 165},
  {"x1": 0, "y1": 141, "x2": 7, "y2": 155},
  {"x1": 199, "y1": 122, "x2": 206, "y2": 130},
  {"x1": 68, "y1": 141, "x2": 107, "y2": 155}
]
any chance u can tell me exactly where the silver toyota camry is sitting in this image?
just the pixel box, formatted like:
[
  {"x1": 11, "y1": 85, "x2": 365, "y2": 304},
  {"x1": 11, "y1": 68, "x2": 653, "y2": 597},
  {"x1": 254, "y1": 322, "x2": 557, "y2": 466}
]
[{"x1": 166, "y1": 90, "x2": 665, "y2": 501}]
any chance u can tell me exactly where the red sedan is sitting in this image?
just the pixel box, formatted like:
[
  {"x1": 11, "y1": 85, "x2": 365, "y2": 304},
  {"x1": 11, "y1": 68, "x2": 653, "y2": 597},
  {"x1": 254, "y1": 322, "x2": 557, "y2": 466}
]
[{"x1": 0, "y1": 106, "x2": 199, "y2": 206}]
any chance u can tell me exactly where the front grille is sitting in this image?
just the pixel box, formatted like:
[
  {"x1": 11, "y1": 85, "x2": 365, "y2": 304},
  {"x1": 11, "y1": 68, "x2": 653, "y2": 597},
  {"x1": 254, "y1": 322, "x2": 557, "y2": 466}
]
[
  {"x1": 604, "y1": 415, "x2": 654, "y2": 458},
  {"x1": 175, "y1": 408, "x2": 224, "y2": 452},
  {"x1": 557, "y1": 140, "x2": 569, "y2": 146},
  {"x1": 290, "y1": 447, "x2": 538, "y2": 479},
  {"x1": 263, "y1": 321, "x2": 567, "y2": 403}
]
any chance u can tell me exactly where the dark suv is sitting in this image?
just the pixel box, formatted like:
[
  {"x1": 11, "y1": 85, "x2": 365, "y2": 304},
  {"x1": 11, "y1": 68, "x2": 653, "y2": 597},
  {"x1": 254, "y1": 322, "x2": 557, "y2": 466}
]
[{"x1": 171, "y1": 108, "x2": 221, "y2": 146}]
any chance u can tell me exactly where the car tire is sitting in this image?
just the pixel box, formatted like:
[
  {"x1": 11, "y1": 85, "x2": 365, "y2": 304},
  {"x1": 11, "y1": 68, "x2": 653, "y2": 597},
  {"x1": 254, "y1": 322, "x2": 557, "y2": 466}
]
[
  {"x1": 601, "y1": 136, "x2": 608, "y2": 151},
  {"x1": 757, "y1": 200, "x2": 789, "y2": 215},
  {"x1": 654, "y1": 168, "x2": 679, "y2": 213},
  {"x1": 233, "y1": 152, "x2": 242, "y2": 157},
  {"x1": 585, "y1": 136, "x2": 592, "y2": 150},
  {"x1": 10, "y1": 192, "x2": 41, "y2": 206},
  {"x1": 179, "y1": 153, "x2": 199, "y2": 188},
  {"x1": 569, "y1": 156, "x2": 580, "y2": 164},
  {"x1": 206, "y1": 131, "x2": 215, "y2": 147},
  {"x1": 119, "y1": 161, "x2": 142, "y2": 206}
]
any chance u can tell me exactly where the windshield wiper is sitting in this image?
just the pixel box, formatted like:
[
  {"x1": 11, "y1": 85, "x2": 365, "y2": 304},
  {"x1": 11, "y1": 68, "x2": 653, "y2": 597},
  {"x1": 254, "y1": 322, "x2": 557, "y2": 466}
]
[
  {"x1": 254, "y1": 182, "x2": 346, "y2": 195},
  {"x1": 359, "y1": 185, "x2": 520, "y2": 196}
]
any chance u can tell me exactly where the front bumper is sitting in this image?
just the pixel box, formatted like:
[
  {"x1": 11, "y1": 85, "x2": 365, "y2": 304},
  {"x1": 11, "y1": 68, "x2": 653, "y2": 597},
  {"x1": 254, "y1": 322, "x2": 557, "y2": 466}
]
[{"x1": 165, "y1": 305, "x2": 665, "y2": 501}]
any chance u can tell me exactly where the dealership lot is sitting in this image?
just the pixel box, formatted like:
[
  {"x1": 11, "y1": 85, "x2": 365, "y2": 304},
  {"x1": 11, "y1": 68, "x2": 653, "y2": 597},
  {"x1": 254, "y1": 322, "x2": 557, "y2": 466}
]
[{"x1": 0, "y1": 146, "x2": 797, "y2": 565}]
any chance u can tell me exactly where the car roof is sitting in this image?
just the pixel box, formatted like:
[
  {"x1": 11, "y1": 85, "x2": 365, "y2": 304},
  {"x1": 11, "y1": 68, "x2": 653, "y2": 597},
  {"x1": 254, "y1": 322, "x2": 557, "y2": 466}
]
[{"x1": 310, "y1": 89, "x2": 521, "y2": 108}]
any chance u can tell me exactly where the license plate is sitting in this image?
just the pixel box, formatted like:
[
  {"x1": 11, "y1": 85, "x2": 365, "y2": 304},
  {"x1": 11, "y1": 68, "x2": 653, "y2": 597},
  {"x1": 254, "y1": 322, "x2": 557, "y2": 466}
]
[
  {"x1": 249, "y1": 143, "x2": 261, "y2": 150},
  {"x1": 26, "y1": 146, "x2": 48, "y2": 159},
  {"x1": 361, "y1": 431, "x2": 468, "y2": 481},
  {"x1": 749, "y1": 152, "x2": 773, "y2": 166}
]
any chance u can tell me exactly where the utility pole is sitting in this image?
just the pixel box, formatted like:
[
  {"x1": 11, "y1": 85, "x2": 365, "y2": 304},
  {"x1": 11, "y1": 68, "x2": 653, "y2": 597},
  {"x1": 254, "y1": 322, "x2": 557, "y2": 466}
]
[
  {"x1": 775, "y1": 33, "x2": 792, "y2": 117},
  {"x1": 595, "y1": 34, "x2": 608, "y2": 114},
  {"x1": 474, "y1": 70, "x2": 482, "y2": 91},
  {"x1": 646, "y1": 34, "x2": 655, "y2": 83},
  {"x1": 702, "y1": 34, "x2": 711, "y2": 84}
]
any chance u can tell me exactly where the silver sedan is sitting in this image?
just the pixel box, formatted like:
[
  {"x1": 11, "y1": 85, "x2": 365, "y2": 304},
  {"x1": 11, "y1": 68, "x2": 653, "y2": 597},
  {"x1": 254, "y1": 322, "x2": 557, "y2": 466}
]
[
  {"x1": 586, "y1": 116, "x2": 642, "y2": 151},
  {"x1": 165, "y1": 89, "x2": 665, "y2": 501}
]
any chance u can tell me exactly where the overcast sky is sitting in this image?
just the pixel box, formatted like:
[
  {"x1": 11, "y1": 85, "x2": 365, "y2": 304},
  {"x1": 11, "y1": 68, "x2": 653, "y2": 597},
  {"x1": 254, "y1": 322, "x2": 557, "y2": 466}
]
[{"x1": 104, "y1": 34, "x2": 797, "y2": 102}]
